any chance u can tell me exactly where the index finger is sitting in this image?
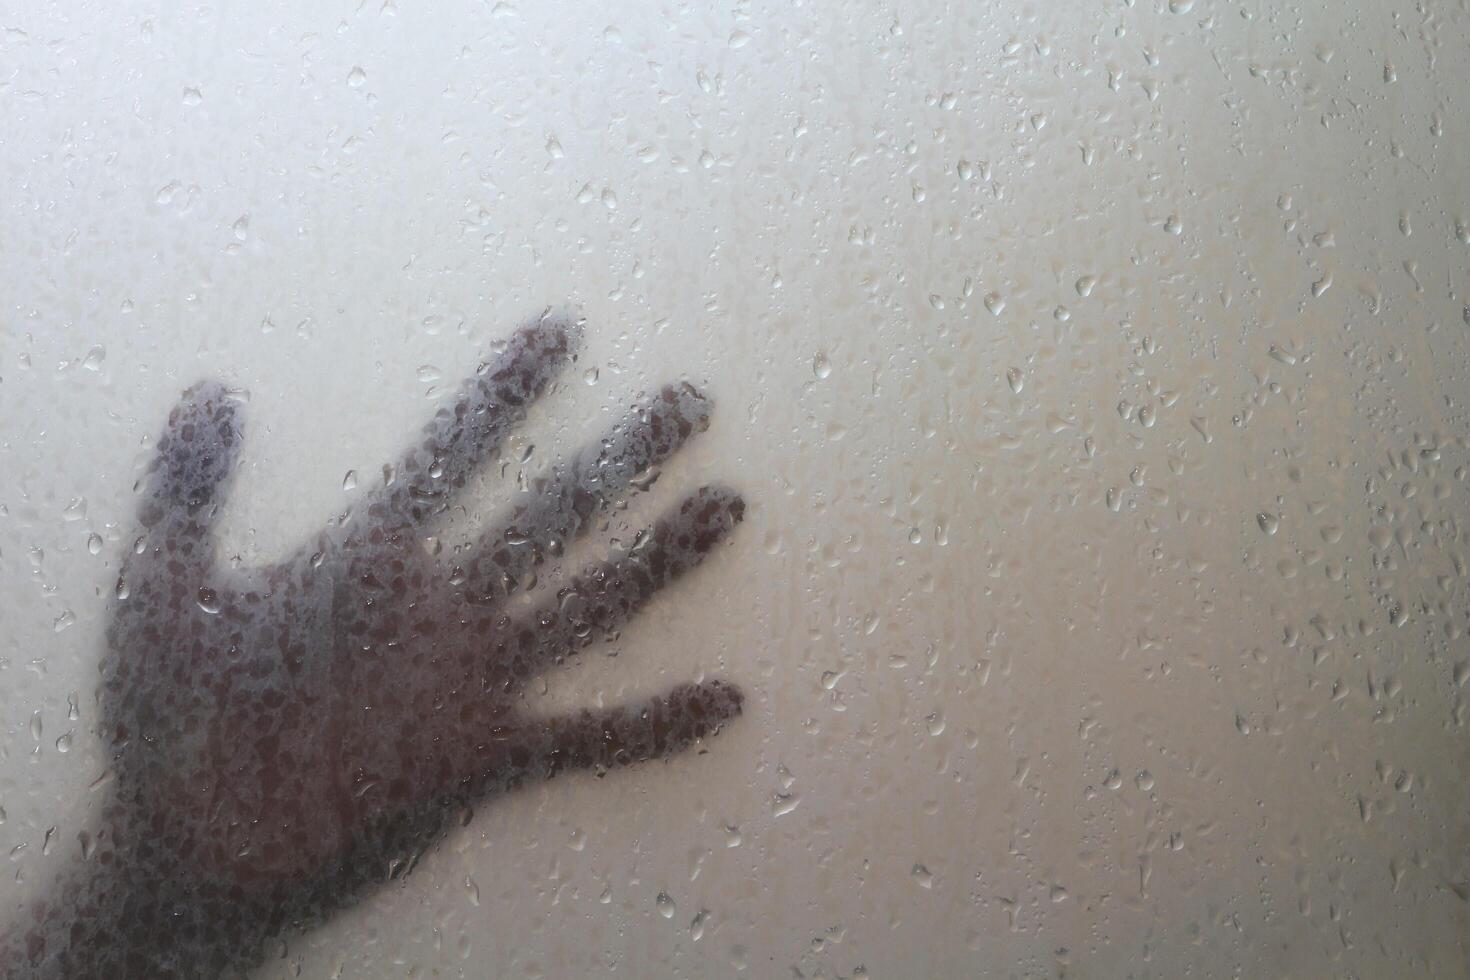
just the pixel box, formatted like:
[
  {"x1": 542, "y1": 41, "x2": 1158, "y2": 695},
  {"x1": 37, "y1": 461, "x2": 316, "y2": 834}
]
[{"x1": 367, "y1": 311, "x2": 580, "y2": 534}]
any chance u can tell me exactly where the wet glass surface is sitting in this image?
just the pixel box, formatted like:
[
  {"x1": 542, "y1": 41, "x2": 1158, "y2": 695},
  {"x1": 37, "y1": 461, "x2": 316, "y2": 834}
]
[{"x1": 2, "y1": 0, "x2": 1469, "y2": 976}]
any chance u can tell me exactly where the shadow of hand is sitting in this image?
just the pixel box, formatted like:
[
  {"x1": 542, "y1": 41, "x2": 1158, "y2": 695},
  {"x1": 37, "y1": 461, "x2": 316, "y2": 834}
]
[{"x1": 12, "y1": 312, "x2": 745, "y2": 978}]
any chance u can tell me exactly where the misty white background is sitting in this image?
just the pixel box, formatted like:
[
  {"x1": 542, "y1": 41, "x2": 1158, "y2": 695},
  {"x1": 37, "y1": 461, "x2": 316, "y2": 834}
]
[{"x1": 2, "y1": 0, "x2": 1468, "y2": 976}]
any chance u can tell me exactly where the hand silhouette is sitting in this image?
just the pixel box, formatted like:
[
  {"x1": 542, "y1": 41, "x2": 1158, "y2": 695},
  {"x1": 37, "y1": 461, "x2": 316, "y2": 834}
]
[{"x1": 3, "y1": 313, "x2": 745, "y2": 978}]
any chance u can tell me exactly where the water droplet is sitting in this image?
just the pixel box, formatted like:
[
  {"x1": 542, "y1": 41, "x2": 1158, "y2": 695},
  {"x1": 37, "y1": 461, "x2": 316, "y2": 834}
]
[
  {"x1": 812, "y1": 352, "x2": 832, "y2": 379},
  {"x1": 656, "y1": 892, "x2": 676, "y2": 918},
  {"x1": 583, "y1": 367, "x2": 600, "y2": 385},
  {"x1": 87, "y1": 533, "x2": 102, "y2": 555},
  {"x1": 690, "y1": 910, "x2": 710, "y2": 941},
  {"x1": 984, "y1": 292, "x2": 1006, "y2": 315},
  {"x1": 1169, "y1": 0, "x2": 1194, "y2": 11},
  {"x1": 465, "y1": 875, "x2": 481, "y2": 906},
  {"x1": 1164, "y1": 214, "x2": 1183, "y2": 235},
  {"x1": 1135, "y1": 770, "x2": 1155, "y2": 791},
  {"x1": 912, "y1": 864, "x2": 934, "y2": 889},
  {"x1": 1006, "y1": 368, "x2": 1024, "y2": 394},
  {"x1": 1257, "y1": 512, "x2": 1279, "y2": 535},
  {"x1": 232, "y1": 216, "x2": 249, "y2": 242},
  {"x1": 197, "y1": 587, "x2": 221, "y2": 614},
  {"x1": 1075, "y1": 275, "x2": 1096, "y2": 297},
  {"x1": 347, "y1": 66, "x2": 366, "y2": 87},
  {"x1": 182, "y1": 86, "x2": 203, "y2": 105},
  {"x1": 1268, "y1": 345, "x2": 1297, "y2": 366},
  {"x1": 55, "y1": 733, "x2": 72, "y2": 753},
  {"x1": 342, "y1": 470, "x2": 358, "y2": 492}
]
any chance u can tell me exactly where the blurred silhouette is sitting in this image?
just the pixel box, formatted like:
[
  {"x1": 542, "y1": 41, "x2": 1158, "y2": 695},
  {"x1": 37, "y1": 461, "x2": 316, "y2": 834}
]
[{"x1": 0, "y1": 312, "x2": 746, "y2": 978}]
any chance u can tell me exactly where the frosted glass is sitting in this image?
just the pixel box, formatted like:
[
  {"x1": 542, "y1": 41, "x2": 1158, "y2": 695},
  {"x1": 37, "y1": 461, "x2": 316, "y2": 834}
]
[{"x1": 2, "y1": 0, "x2": 1467, "y2": 976}]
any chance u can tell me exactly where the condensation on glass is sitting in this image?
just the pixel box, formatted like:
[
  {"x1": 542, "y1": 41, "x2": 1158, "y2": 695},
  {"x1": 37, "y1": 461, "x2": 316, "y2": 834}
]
[{"x1": 1, "y1": 0, "x2": 1467, "y2": 977}]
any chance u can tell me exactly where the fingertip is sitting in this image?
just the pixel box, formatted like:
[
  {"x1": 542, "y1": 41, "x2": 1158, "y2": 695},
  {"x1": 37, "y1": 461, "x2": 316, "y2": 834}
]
[
  {"x1": 533, "y1": 307, "x2": 585, "y2": 358},
  {"x1": 669, "y1": 678, "x2": 745, "y2": 727},
  {"x1": 708, "y1": 678, "x2": 745, "y2": 714},
  {"x1": 691, "y1": 484, "x2": 746, "y2": 524},
  {"x1": 181, "y1": 377, "x2": 229, "y2": 402},
  {"x1": 170, "y1": 379, "x2": 246, "y2": 448},
  {"x1": 176, "y1": 379, "x2": 245, "y2": 429},
  {"x1": 663, "y1": 381, "x2": 714, "y2": 433}
]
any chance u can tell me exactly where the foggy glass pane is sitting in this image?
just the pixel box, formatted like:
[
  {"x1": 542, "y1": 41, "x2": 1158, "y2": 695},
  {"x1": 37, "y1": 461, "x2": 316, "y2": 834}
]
[{"x1": 2, "y1": 0, "x2": 1468, "y2": 976}]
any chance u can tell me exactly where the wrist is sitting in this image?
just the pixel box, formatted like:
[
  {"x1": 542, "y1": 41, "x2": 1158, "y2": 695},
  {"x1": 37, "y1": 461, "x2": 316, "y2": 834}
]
[{"x1": 1, "y1": 821, "x2": 257, "y2": 979}]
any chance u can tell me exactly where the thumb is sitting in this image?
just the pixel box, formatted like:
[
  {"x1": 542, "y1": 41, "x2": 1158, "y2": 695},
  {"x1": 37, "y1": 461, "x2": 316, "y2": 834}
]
[{"x1": 135, "y1": 379, "x2": 245, "y2": 535}]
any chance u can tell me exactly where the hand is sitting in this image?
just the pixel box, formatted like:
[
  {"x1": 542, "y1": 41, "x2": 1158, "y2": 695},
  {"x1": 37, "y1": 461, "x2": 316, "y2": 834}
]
[{"x1": 7, "y1": 312, "x2": 745, "y2": 978}]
